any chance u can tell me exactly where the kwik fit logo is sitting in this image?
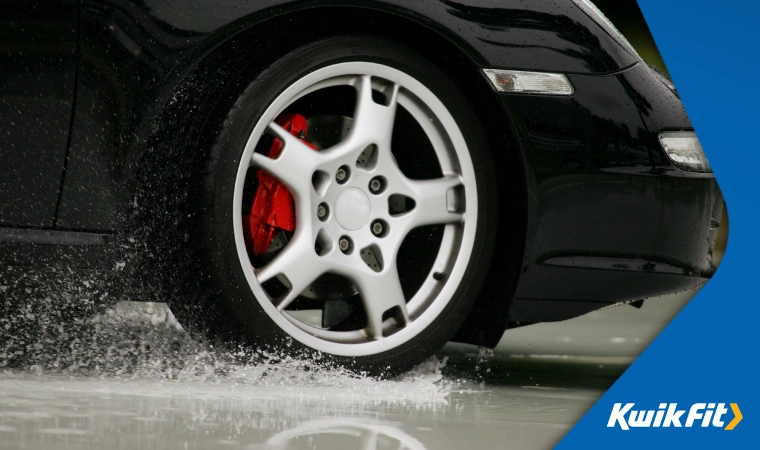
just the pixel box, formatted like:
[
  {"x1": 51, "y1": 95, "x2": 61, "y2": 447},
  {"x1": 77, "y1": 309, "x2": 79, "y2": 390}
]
[{"x1": 608, "y1": 403, "x2": 742, "y2": 430}]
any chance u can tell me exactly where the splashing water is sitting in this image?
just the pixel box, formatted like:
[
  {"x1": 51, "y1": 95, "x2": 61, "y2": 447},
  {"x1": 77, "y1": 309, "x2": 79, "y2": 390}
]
[{"x1": 1, "y1": 284, "x2": 453, "y2": 408}]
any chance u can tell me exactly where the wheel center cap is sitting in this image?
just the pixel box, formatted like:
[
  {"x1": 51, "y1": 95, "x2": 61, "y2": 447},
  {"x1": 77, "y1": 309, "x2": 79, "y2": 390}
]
[{"x1": 335, "y1": 187, "x2": 370, "y2": 231}]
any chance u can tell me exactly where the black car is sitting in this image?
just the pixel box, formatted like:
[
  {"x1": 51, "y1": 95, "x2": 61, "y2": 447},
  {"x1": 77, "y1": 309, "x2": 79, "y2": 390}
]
[{"x1": 0, "y1": 0, "x2": 723, "y2": 374}]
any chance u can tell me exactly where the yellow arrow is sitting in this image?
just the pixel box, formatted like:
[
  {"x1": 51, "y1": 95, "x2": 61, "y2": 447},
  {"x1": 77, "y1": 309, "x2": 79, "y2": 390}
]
[{"x1": 725, "y1": 403, "x2": 742, "y2": 430}]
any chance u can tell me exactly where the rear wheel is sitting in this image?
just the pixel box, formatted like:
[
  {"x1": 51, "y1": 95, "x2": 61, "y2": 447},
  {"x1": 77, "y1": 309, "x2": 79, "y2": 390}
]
[{"x1": 185, "y1": 37, "x2": 496, "y2": 375}]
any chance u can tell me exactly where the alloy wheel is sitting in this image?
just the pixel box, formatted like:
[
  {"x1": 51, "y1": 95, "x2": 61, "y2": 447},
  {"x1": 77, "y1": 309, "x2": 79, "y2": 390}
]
[{"x1": 232, "y1": 62, "x2": 478, "y2": 357}]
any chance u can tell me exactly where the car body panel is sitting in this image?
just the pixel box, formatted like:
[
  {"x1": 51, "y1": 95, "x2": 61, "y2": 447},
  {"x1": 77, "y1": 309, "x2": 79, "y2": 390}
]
[
  {"x1": 0, "y1": 0, "x2": 722, "y2": 347},
  {"x1": 53, "y1": 0, "x2": 636, "y2": 231},
  {"x1": 0, "y1": 0, "x2": 78, "y2": 228}
]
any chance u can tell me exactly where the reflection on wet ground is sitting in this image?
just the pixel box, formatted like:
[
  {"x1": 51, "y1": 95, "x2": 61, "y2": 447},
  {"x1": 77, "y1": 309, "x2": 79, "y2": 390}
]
[
  {"x1": 0, "y1": 365, "x2": 608, "y2": 449},
  {"x1": 0, "y1": 292, "x2": 693, "y2": 449}
]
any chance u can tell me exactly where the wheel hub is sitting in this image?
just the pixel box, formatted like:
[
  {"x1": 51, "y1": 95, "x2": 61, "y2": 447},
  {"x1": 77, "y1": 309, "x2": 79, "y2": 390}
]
[{"x1": 334, "y1": 187, "x2": 371, "y2": 231}]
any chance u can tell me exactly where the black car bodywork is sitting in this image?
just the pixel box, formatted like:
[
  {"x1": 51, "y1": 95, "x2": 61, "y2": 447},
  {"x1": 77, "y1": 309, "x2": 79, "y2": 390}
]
[{"x1": 0, "y1": 0, "x2": 722, "y2": 346}]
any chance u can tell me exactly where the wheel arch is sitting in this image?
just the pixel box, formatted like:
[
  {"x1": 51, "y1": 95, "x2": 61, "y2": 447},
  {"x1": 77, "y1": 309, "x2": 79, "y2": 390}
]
[{"x1": 128, "y1": 5, "x2": 528, "y2": 346}]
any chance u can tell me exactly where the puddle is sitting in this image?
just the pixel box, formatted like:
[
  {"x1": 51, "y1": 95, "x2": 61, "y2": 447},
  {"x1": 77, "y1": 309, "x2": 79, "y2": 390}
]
[{"x1": 0, "y1": 268, "x2": 634, "y2": 449}]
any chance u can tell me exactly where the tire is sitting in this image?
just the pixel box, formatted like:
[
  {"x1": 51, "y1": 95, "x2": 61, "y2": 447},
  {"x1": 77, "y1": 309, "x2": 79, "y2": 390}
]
[{"x1": 176, "y1": 36, "x2": 497, "y2": 376}]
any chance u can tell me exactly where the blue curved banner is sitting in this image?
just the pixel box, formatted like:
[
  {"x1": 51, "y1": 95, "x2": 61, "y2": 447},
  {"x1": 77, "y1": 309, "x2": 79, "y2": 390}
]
[{"x1": 560, "y1": 0, "x2": 758, "y2": 447}]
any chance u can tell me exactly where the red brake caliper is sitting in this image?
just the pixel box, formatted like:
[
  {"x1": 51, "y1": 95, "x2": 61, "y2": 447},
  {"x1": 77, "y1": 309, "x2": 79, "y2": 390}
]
[{"x1": 243, "y1": 112, "x2": 317, "y2": 255}]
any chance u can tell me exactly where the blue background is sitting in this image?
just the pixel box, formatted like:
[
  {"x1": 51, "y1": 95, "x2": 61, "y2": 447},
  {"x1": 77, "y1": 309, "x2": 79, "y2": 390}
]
[{"x1": 560, "y1": 0, "x2": 759, "y2": 447}]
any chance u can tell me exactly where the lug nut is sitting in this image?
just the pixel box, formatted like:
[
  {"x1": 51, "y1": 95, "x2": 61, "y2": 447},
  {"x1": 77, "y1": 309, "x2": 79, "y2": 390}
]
[
  {"x1": 336, "y1": 166, "x2": 349, "y2": 184},
  {"x1": 339, "y1": 237, "x2": 351, "y2": 253},
  {"x1": 369, "y1": 177, "x2": 384, "y2": 194},
  {"x1": 371, "y1": 220, "x2": 385, "y2": 237},
  {"x1": 317, "y1": 203, "x2": 328, "y2": 220}
]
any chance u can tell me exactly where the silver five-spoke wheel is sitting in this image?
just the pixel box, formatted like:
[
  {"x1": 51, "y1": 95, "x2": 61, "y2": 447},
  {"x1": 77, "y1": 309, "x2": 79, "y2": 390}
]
[{"x1": 233, "y1": 62, "x2": 478, "y2": 357}]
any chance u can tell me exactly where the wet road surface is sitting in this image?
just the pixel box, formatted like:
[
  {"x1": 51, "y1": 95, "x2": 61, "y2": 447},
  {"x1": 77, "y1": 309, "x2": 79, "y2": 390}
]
[{"x1": 0, "y1": 292, "x2": 693, "y2": 449}]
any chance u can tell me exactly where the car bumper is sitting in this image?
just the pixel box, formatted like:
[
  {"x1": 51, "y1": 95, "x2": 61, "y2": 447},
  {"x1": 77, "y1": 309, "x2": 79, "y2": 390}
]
[{"x1": 501, "y1": 62, "x2": 723, "y2": 311}]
